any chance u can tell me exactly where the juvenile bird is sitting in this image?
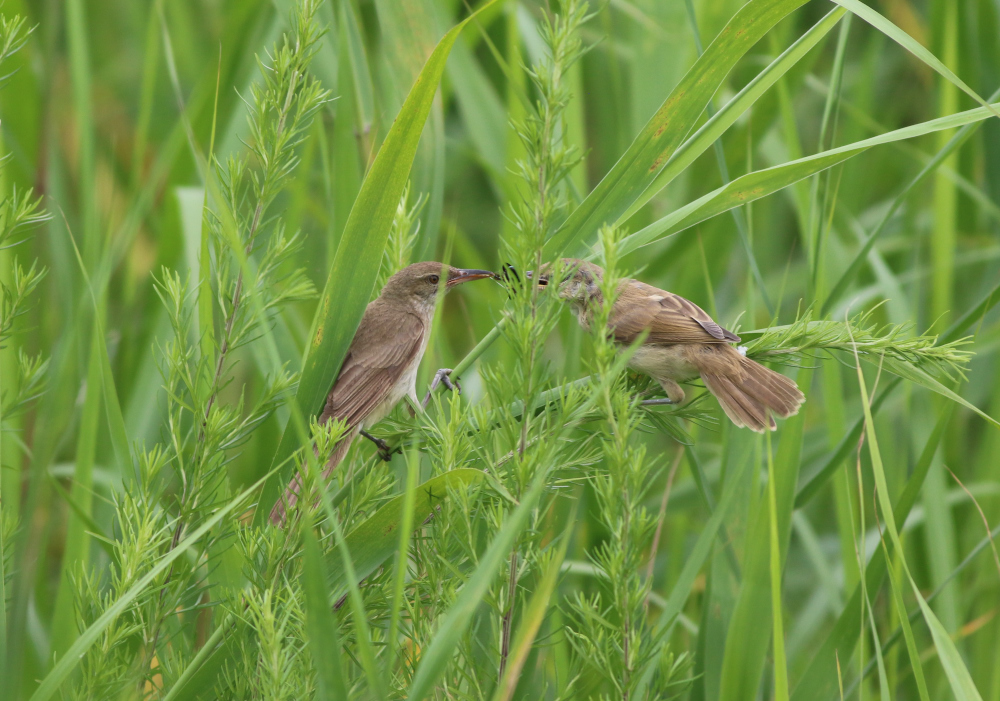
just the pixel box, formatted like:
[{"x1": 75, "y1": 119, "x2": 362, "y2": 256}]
[
  {"x1": 270, "y1": 262, "x2": 494, "y2": 525},
  {"x1": 532, "y1": 259, "x2": 804, "y2": 432}
]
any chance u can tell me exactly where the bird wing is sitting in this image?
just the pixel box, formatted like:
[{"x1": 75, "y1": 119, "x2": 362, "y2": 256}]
[
  {"x1": 609, "y1": 280, "x2": 741, "y2": 345},
  {"x1": 319, "y1": 306, "x2": 426, "y2": 427}
]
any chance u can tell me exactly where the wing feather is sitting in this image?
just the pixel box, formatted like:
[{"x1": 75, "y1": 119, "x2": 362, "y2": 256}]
[
  {"x1": 319, "y1": 304, "x2": 425, "y2": 428},
  {"x1": 609, "y1": 280, "x2": 740, "y2": 345}
]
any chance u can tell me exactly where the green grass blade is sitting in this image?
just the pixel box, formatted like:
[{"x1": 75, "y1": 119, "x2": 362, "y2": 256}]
[
  {"x1": 407, "y1": 466, "x2": 548, "y2": 701},
  {"x1": 338, "y1": 0, "x2": 374, "y2": 135},
  {"x1": 854, "y1": 351, "x2": 984, "y2": 700},
  {"x1": 831, "y1": 0, "x2": 1000, "y2": 121},
  {"x1": 618, "y1": 101, "x2": 1000, "y2": 257},
  {"x1": 719, "y1": 371, "x2": 808, "y2": 701},
  {"x1": 821, "y1": 85, "x2": 1000, "y2": 317},
  {"x1": 876, "y1": 357, "x2": 999, "y2": 429},
  {"x1": 544, "y1": 0, "x2": 812, "y2": 258},
  {"x1": 620, "y1": 7, "x2": 845, "y2": 225},
  {"x1": 790, "y1": 406, "x2": 952, "y2": 700},
  {"x1": 636, "y1": 438, "x2": 750, "y2": 695},
  {"x1": 255, "y1": 0, "x2": 500, "y2": 525},
  {"x1": 48, "y1": 319, "x2": 103, "y2": 661},
  {"x1": 795, "y1": 377, "x2": 901, "y2": 508},
  {"x1": 388, "y1": 448, "x2": 420, "y2": 666},
  {"x1": 303, "y1": 521, "x2": 349, "y2": 701},
  {"x1": 766, "y1": 430, "x2": 789, "y2": 701},
  {"x1": 160, "y1": 616, "x2": 235, "y2": 701},
  {"x1": 940, "y1": 278, "x2": 1000, "y2": 345}
]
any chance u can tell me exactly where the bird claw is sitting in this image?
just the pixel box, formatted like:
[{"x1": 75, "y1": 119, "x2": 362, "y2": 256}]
[
  {"x1": 422, "y1": 368, "x2": 461, "y2": 408},
  {"x1": 641, "y1": 398, "x2": 676, "y2": 406},
  {"x1": 360, "y1": 429, "x2": 395, "y2": 462}
]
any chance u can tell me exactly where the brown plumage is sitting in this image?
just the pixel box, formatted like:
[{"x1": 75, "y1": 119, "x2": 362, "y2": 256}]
[
  {"x1": 270, "y1": 262, "x2": 494, "y2": 525},
  {"x1": 536, "y1": 259, "x2": 804, "y2": 432}
]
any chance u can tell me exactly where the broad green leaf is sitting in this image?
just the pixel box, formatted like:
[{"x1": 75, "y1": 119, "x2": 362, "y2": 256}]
[
  {"x1": 327, "y1": 468, "x2": 486, "y2": 599},
  {"x1": 255, "y1": 0, "x2": 500, "y2": 525},
  {"x1": 544, "y1": 0, "x2": 812, "y2": 258},
  {"x1": 618, "y1": 101, "x2": 1000, "y2": 257}
]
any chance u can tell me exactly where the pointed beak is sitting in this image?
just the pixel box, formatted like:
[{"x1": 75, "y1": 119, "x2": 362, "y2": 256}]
[{"x1": 447, "y1": 269, "x2": 497, "y2": 287}]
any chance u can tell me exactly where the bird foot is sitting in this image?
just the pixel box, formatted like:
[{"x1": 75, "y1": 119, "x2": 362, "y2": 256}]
[
  {"x1": 422, "y1": 368, "x2": 461, "y2": 408},
  {"x1": 641, "y1": 398, "x2": 676, "y2": 406},
  {"x1": 360, "y1": 429, "x2": 395, "y2": 462}
]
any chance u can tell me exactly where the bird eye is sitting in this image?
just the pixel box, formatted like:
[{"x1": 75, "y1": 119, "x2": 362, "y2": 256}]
[{"x1": 428, "y1": 274, "x2": 440, "y2": 285}]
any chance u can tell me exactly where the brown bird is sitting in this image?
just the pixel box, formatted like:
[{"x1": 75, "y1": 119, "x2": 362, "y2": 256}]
[
  {"x1": 531, "y1": 259, "x2": 804, "y2": 432},
  {"x1": 270, "y1": 261, "x2": 494, "y2": 525}
]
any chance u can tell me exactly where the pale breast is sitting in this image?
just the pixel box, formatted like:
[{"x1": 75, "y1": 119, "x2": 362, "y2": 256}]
[
  {"x1": 361, "y1": 327, "x2": 429, "y2": 430},
  {"x1": 626, "y1": 344, "x2": 700, "y2": 383}
]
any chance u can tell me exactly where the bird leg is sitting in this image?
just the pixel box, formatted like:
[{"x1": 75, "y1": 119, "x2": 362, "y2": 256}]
[
  {"x1": 360, "y1": 429, "x2": 395, "y2": 462},
  {"x1": 641, "y1": 378, "x2": 685, "y2": 406},
  {"x1": 421, "y1": 368, "x2": 461, "y2": 408}
]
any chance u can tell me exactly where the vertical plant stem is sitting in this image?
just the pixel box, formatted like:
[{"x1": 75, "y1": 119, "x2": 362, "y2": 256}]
[
  {"x1": 767, "y1": 429, "x2": 789, "y2": 700},
  {"x1": 498, "y1": 548, "x2": 518, "y2": 680}
]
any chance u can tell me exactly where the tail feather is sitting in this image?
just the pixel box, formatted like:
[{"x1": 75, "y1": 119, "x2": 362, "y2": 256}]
[
  {"x1": 702, "y1": 373, "x2": 774, "y2": 432},
  {"x1": 702, "y1": 355, "x2": 804, "y2": 433},
  {"x1": 269, "y1": 426, "x2": 359, "y2": 526}
]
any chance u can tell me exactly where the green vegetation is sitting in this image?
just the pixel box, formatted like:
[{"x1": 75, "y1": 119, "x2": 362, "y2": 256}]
[{"x1": 0, "y1": 0, "x2": 999, "y2": 698}]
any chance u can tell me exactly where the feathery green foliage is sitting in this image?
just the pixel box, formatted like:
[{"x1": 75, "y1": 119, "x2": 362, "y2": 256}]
[{"x1": 1, "y1": 0, "x2": 1000, "y2": 699}]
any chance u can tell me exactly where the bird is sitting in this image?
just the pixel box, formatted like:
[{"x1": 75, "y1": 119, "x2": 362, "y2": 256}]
[
  {"x1": 529, "y1": 259, "x2": 804, "y2": 432},
  {"x1": 270, "y1": 261, "x2": 495, "y2": 525}
]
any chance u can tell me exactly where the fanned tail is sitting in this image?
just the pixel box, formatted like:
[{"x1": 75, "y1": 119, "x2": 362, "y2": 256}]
[
  {"x1": 701, "y1": 356, "x2": 804, "y2": 433},
  {"x1": 269, "y1": 426, "x2": 359, "y2": 526}
]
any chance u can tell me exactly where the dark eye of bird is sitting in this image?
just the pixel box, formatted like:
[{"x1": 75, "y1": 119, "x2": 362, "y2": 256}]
[{"x1": 429, "y1": 274, "x2": 440, "y2": 285}]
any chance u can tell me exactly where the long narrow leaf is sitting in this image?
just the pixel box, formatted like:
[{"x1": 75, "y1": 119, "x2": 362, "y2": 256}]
[
  {"x1": 618, "y1": 101, "x2": 1000, "y2": 257},
  {"x1": 544, "y1": 0, "x2": 812, "y2": 258},
  {"x1": 255, "y1": 0, "x2": 500, "y2": 525},
  {"x1": 854, "y1": 352, "x2": 983, "y2": 700}
]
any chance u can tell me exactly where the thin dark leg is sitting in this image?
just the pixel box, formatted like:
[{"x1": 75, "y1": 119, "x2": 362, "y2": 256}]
[{"x1": 360, "y1": 429, "x2": 394, "y2": 461}]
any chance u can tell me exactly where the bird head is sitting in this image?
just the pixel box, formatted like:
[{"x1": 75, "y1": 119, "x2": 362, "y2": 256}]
[
  {"x1": 527, "y1": 258, "x2": 604, "y2": 304},
  {"x1": 382, "y1": 261, "x2": 495, "y2": 310}
]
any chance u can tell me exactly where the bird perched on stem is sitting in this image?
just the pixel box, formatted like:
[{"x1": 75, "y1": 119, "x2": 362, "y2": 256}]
[
  {"x1": 529, "y1": 259, "x2": 804, "y2": 432},
  {"x1": 270, "y1": 261, "x2": 494, "y2": 525}
]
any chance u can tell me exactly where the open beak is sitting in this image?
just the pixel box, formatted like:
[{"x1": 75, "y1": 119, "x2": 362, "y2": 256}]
[
  {"x1": 523, "y1": 270, "x2": 549, "y2": 287},
  {"x1": 447, "y1": 269, "x2": 497, "y2": 287}
]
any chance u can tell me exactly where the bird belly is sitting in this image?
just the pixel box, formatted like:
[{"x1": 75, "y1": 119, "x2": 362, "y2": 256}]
[{"x1": 627, "y1": 344, "x2": 699, "y2": 383}]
